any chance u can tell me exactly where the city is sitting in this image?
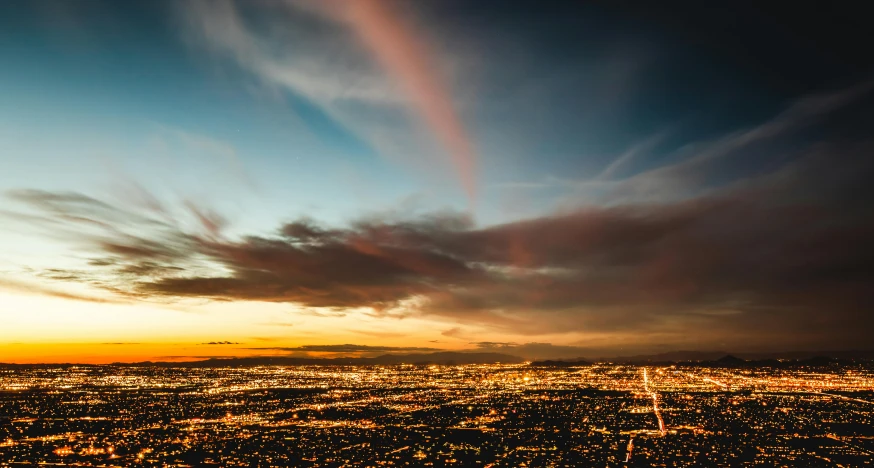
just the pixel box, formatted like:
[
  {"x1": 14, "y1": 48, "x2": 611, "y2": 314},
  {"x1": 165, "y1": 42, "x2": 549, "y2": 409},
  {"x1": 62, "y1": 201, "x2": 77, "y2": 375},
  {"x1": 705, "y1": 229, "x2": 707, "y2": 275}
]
[{"x1": 2, "y1": 362, "x2": 873, "y2": 466}]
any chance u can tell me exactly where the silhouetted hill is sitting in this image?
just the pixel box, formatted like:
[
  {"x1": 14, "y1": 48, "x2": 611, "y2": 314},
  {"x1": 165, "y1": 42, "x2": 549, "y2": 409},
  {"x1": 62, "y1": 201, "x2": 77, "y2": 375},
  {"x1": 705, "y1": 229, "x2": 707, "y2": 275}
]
[{"x1": 716, "y1": 355, "x2": 746, "y2": 366}]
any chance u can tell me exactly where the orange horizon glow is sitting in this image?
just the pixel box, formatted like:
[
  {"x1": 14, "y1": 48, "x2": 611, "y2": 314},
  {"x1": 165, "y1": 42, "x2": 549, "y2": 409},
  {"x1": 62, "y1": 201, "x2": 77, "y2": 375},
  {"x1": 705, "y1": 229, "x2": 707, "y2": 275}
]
[
  {"x1": 0, "y1": 288, "x2": 466, "y2": 365},
  {"x1": 0, "y1": 342, "x2": 249, "y2": 365}
]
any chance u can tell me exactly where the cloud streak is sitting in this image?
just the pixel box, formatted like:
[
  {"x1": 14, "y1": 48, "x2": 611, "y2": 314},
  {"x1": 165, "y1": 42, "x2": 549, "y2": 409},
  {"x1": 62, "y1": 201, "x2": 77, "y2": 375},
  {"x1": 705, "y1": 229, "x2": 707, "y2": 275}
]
[
  {"x1": 341, "y1": 0, "x2": 478, "y2": 202},
  {"x1": 0, "y1": 277, "x2": 127, "y2": 305},
  {"x1": 181, "y1": 0, "x2": 477, "y2": 202}
]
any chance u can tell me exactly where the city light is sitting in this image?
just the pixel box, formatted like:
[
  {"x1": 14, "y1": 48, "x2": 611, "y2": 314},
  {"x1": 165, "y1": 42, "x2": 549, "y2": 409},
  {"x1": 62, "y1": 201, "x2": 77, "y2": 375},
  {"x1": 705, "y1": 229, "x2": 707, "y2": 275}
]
[{"x1": 1, "y1": 363, "x2": 872, "y2": 465}]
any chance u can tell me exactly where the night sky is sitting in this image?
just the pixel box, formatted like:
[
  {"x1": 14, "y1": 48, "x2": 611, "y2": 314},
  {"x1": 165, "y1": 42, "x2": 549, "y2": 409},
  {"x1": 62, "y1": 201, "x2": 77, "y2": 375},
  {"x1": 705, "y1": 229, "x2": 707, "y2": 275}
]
[{"x1": 1, "y1": 1, "x2": 872, "y2": 363}]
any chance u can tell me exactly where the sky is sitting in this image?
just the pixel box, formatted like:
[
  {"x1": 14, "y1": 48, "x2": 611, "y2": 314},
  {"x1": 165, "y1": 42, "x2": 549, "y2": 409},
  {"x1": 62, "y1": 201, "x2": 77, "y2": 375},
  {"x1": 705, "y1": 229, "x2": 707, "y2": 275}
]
[{"x1": 1, "y1": 1, "x2": 873, "y2": 363}]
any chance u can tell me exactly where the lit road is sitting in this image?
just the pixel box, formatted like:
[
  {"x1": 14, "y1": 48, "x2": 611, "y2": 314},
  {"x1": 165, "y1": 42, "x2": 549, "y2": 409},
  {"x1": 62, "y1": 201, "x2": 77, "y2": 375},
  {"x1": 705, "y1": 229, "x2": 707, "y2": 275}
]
[{"x1": 642, "y1": 368, "x2": 667, "y2": 436}]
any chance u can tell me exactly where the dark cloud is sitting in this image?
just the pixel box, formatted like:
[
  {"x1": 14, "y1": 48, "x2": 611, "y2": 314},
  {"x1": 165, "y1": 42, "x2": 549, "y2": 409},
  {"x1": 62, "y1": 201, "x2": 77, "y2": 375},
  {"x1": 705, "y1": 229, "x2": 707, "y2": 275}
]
[
  {"x1": 471, "y1": 342, "x2": 517, "y2": 349},
  {"x1": 202, "y1": 341, "x2": 239, "y2": 345},
  {"x1": 4, "y1": 138, "x2": 874, "y2": 351}
]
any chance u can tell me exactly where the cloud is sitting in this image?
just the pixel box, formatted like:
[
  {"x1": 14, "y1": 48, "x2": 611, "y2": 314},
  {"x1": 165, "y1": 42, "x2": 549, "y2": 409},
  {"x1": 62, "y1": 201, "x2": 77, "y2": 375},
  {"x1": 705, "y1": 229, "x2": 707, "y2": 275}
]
[
  {"x1": 347, "y1": 329, "x2": 408, "y2": 339},
  {"x1": 596, "y1": 129, "x2": 672, "y2": 181},
  {"x1": 471, "y1": 341, "x2": 516, "y2": 349},
  {"x1": 249, "y1": 337, "x2": 280, "y2": 342},
  {"x1": 259, "y1": 321, "x2": 295, "y2": 328},
  {"x1": 440, "y1": 327, "x2": 464, "y2": 338},
  {"x1": 201, "y1": 341, "x2": 239, "y2": 345},
  {"x1": 3, "y1": 189, "x2": 226, "y2": 298},
  {"x1": 0, "y1": 277, "x2": 127, "y2": 305},
  {"x1": 180, "y1": 0, "x2": 477, "y2": 201},
  {"x1": 340, "y1": 0, "x2": 478, "y2": 202},
  {"x1": 498, "y1": 80, "x2": 874, "y2": 205},
  {"x1": 4, "y1": 134, "x2": 874, "y2": 351},
  {"x1": 601, "y1": 79, "x2": 874, "y2": 203}
]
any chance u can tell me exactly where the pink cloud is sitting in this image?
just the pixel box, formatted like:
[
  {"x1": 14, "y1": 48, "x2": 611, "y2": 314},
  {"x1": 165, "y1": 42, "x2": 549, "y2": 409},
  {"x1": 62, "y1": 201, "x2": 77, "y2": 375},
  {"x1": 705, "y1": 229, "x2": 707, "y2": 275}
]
[{"x1": 342, "y1": 0, "x2": 478, "y2": 203}]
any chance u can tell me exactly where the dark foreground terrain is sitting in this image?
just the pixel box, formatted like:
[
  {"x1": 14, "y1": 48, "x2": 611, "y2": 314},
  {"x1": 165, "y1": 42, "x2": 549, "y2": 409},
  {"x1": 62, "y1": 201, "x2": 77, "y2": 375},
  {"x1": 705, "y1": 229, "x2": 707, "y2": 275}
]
[{"x1": 1, "y1": 363, "x2": 873, "y2": 466}]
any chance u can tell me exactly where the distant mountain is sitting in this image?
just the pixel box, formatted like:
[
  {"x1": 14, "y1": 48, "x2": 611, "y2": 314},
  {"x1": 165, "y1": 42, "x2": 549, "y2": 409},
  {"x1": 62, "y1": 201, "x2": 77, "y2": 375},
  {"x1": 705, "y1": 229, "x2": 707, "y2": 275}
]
[
  {"x1": 113, "y1": 351, "x2": 525, "y2": 368},
  {"x1": 715, "y1": 354, "x2": 746, "y2": 365},
  {"x1": 366, "y1": 352, "x2": 524, "y2": 365},
  {"x1": 738, "y1": 350, "x2": 874, "y2": 361},
  {"x1": 603, "y1": 350, "x2": 731, "y2": 363},
  {"x1": 679, "y1": 354, "x2": 852, "y2": 369},
  {"x1": 600, "y1": 349, "x2": 874, "y2": 364},
  {"x1": 799, "y1": 355, "x2": 838, "y2": 366},
  {"x1": 529, "y1": 359, "x2": 592, "y2": 367}
]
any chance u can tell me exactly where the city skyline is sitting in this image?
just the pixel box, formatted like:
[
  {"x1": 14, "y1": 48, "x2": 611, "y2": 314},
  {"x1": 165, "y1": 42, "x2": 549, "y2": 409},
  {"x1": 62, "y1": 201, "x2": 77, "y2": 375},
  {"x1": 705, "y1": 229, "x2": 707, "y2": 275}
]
[{"x1": 2, "y1": 1, "x2": 874, "y2": 363}]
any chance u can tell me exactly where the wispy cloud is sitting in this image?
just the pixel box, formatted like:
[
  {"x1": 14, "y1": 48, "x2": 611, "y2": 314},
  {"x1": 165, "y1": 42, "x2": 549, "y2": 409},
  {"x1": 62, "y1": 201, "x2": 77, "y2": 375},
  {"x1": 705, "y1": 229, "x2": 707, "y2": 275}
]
[
  {"x1": 602, "y1": 79, "x2": 874, "y2": 203},
  {"x1": 494, "y1": 80, "x2": 874, "y2": 204},
  {"x1": 0, "y1": 277, "x2": 127, "y2": 305},
  {"x1": 181, "y1": 0, "x2": 477, "y2": 201},
  {"x1": 341, "y1": 0, "x2": 478, "y2": 202},
  {"x1": 347, "y1": 329, "x2": 408, "y2": 339},
  {"x1": 258, "y1": 321, "x2": 295, "y2": 328},
  {"x1": 596, "y1": 129, "x2": 671, "y2": 180}
]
